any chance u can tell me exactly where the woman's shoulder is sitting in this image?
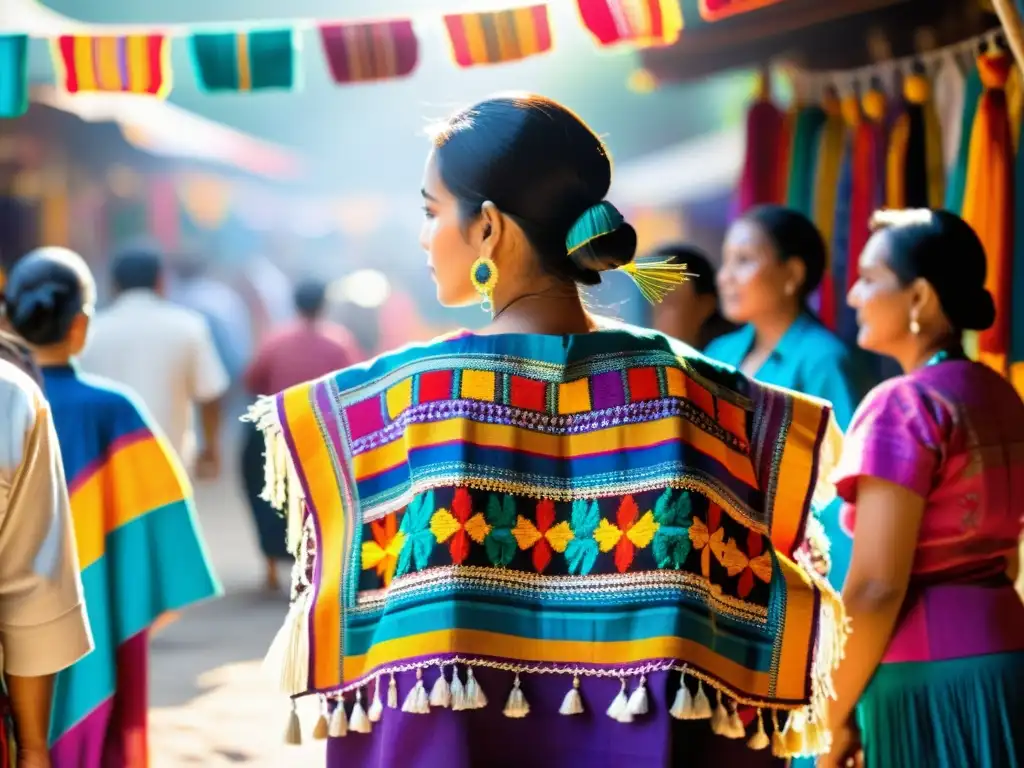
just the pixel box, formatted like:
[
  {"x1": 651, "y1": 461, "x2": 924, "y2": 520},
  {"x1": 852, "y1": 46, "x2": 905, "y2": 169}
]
[
  {"x1": 703, "y1": 325, "x2": 750, "y2": 363},
  {"x1": 71, "y1": 372, "x2": 154, "y2": 432}
]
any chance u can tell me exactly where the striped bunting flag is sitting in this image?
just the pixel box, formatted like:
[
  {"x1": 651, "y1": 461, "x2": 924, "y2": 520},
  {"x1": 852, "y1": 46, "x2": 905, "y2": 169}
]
[
  {"x1": 444, "y1": 4, "x2": 553, "y2": 68},
  {"x1": 698, "y1": 0, "x2": 786, "y2": 22},
  {"x1": 320, "y1": 19, "x2": 419, "y2": 84},
  {"x1": 1, "y1": 36, "x2": 29, "y2": 118},
  {"x1": 52, "y1": 35, "x2": 172, "y2": 96},
  {"x1": 190, "y1": 29, "x2": 298, "y2": 93},
  {"x1": 577, "y1": 0, "x2": 683, "y2": 48}
]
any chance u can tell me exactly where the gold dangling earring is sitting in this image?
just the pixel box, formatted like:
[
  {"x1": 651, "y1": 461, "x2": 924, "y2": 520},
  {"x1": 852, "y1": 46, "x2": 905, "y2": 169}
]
[{"x1": 470, "y1": 256, "x2": 498, "y2": 314}]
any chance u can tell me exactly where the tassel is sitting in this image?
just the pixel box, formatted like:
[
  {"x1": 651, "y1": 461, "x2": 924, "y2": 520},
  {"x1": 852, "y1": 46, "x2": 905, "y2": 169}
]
[
  {"x1": 263, "y1": 592, "x2": 310, "y2": 695},
  {"x1": 429, "y1": 668, "x2": 452, "y2": 708},
  {"x1": 464, "y1": 667, "x2": 487, "y2": 710},
  {"x1": 771, "y1": 710, "x2": 787, "y2": 758},
  {"x1": 710, "y1": 690, "x2": 729, "y2": 735},
  {"x1": 348, "y1": 689, "x2": 372, "y2": 734},
  {"x1": 626, "y1": 674, "x2": 649, "y2": 716},
  {"x1": 691, "y1": 681, "x2": 712, "y2": 719},
  {"x1": 312, "y1": 698, "x2": 330, "y2": 740},
  {"x1": 783, "y1": 710, "x2": 807, "y2": 756},
  {"x1": 503, "y1": 673, "x2": 529, "y2": 718},
  {"x1": 606, "y1": 677, "x2": 632, "y2": 723},
  {"x1": 449, "y1": 665, "x2": 466, "y2": 710},
  {"x1": 401, "y1": 668, "x2": 430, "y2": 714},
  {"x1": 284, "y1": 700, "x2": 302, "y2": 745},
  {"x1": 386, "y1": 672, "x2": 398, "y2": 709},
  {"x1": 725, "y1": 700, "x2": 747, "y2": 739},
  {"x1": 802, "y1": 714, "x2": 828, "y2": 755},
  {"x1": 328, "y1": 698, "x2": 348, "y2": 738},
  {"x1": 368, "y1": 677, "x2": 384, "y2": 722},
  {"x1": 559, "y1": 675, "x2": 585, "y2": 715},
  {"x1": 669, "y1": 675, "x2": 693, "y2": 720},
  {"x1": 748, "y1": 709, "x2": 770, "y2": 750},
  {"x1": 618, "y1": 258, "x2": 694, "y2": 304}
]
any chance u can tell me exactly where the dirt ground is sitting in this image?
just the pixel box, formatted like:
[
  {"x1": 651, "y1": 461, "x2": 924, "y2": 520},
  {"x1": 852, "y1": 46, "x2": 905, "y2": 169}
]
[{"x1": 147, "y1": 457, "x2": 325, "y2": 767}]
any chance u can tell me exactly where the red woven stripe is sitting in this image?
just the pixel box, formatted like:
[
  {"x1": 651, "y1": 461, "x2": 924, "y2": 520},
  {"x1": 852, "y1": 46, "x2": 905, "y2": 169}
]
[
  {"x1": 444, "y1": 15, "x2": 473, "y2": 67},
  {"x1": 58, "y1": 36, "x2": 79, "y2": 92},
  {"x1": 530, "y1": 5, "x2": 552, "y2": 53},
  {"x1": 145, "y1": 35, "x2": 165, "y2": 94}
]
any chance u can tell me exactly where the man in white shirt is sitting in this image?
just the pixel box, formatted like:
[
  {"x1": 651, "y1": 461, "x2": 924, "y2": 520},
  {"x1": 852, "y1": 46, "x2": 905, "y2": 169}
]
[{"x1": 79, "y1": 249, "x2": 229, "y2": 478}]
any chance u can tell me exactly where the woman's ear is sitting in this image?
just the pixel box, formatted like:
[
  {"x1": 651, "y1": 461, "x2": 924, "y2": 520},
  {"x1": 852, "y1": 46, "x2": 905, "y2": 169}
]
[
  {"x1": 909, "y1": 277, "x2": 939, "y2": 322},
  {"x1": 784, "y1": 256, "x2": 807, "y2": 297},
  {"x1": 477, "y1": 201, "x2": 505, "y2": 256}
]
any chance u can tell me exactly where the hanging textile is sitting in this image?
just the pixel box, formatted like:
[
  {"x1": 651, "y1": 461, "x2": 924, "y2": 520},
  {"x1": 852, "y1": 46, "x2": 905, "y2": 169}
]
[
  {"x1": 1012, "y1": 95, "x2": 1024, "y2": 396},
  {"x1": 52, "y1": 34, "x2": 172, "y2": 96},
  {"x1": 0, "y1": 35, "x2": 28, "y2": 119},
  {"x1": 735, "y1": 70, "x2": 787, "y2": 213},
  {"x1": 697, "y1": 0, "x2": 786, "y2": 22},
  {"x1": 1008, "y1": 64, "x2": 1023, "y2": 151},
  {"x1": 577, "y1": 0, "x2": 683, "y2": 48},
  {"x1": 811, "y1": 92, "x2": 846, "y2": 330},
  {"x1": 830, "y1": 93, "x2": 861, "y2": 341},
  {"x1": 190, "y1": 29, "x2": 299, "y2": 92},
  {"x1": 934, "y1": 53, "x2": 968, "y2": 170},
  {"x1": 319, "y1": 19, "x2": 419, "y2": 84},
  {"x1": 946, "y1": 61, "x2": 984, "y2": 213},
  {"x1": 444, "y1": 5, "x2": 553, "y2": 68},
  {"x1": 961, "y1": 53, "x2": 1014, "y2": 376},
  {"x1": 784, "y1": 103, "x2": 826, "y2": 218},
  {"x1": 886, "y1": 73, "x2": 934, "y2": 208}
]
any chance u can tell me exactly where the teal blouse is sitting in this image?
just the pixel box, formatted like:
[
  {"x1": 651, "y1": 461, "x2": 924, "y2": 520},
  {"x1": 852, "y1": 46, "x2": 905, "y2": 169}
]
[{"x1": 704, "y1": 312, "x2": 875, "y2": 430}]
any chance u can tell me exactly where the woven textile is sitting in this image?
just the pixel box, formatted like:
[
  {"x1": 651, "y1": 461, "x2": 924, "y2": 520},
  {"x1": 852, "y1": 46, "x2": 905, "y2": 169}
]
[
  {"x1": 697, "y1": 0, "x2": 786, "y2": 22},
  {"x1": 190, "y1": 29, "x2": 298, "y2": 92},
  {"x1": 444, "y1": 5, "x2": 553, "y2": 68},
  {"x1": 320, "y1": 20, "x2": 419, "y2": 84},
  {"x1": 52, "y1": 34, "x2": 171, "y2": 96},
  {"x1": 576, "y1": 0, "x2": 683, "y2": 48},
  {"x1": 251, "y1": 327, "x2": 844, "y2": 758},
  {"x1": 0, "y1": 36, "x2": 28, "y2": 119}
]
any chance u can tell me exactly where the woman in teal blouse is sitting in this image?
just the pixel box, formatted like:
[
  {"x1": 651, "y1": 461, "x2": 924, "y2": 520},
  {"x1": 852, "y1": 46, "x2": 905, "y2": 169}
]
[{"x1": 706, "y1": 205, "x2": 877, "y2": 585}]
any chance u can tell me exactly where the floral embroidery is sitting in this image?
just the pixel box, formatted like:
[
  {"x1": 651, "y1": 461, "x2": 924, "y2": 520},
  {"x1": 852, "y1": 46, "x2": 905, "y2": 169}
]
[
  {"x1": 592, "y1": 496, "x2": 662, "y2": 573},
  {"x1": 430, "y1": 487, "x2": 477, "y2": 564},
  {"x1": 689, "y1": 501, "x2": 724, "y2": 579},
  {"x1": 484, "y1": 494, "x2": 517, "y2": 567},
  {"x1": 512, "y1": 499, "x2": 574, "y2": 573},
  {"x1": 737, "y1": 530, "x2": 773, "y2": 598},
  {"x1": 361, "y1": 512, "x2": 405, "y2": 586},
  {"x1": 565, "y1": 499, "x2": 600, "y2": 575},
  {"x1": 651, "y1": 489, "x2": 692, "y2": 569},
  {"x1": 395, "y1": 490, "x2": 435, "y2": 577}
]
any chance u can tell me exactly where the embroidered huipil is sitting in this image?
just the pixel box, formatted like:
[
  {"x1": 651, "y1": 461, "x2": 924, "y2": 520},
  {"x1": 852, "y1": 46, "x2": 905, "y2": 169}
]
[{"x1": 250, "y1": 327, "x2": 846, "y2": 766}]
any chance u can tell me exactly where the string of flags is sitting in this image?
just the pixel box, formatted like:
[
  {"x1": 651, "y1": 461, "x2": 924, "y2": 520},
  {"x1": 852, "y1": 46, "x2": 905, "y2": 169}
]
[{"x1": 0, "y1": 0, "x2": 782, "y2": 118}]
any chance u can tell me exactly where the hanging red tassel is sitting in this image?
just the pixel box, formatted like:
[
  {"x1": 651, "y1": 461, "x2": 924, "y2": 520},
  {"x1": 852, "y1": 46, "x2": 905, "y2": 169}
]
[
  {"x1": 736, "y1": 69, "x2": 787, "y2": 213},
  {"x1": 962, "y1": 54, "x2": 1014, "y2": 373}
]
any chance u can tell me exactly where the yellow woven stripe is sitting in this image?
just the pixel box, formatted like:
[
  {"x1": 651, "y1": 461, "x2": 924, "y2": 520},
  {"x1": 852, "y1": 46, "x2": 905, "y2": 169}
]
[
  {"x1": 126, "y1": 35, "x2": 150, "y2": 93},
  {"x1": 73, "y1": 36, "x2": 98, "y2": 91},
  {"x1": 94, "y1": 37, "x2": 123, "y2": 91},
  {"x1": 462, "y1": 13, "x2": 489, "y2": 64},
  {"x1": 512, "y1": 6, "x2": 539, "y2": 56},
  {"x1": 236, "y1": 33, "x2": 252, "y2": 91}
]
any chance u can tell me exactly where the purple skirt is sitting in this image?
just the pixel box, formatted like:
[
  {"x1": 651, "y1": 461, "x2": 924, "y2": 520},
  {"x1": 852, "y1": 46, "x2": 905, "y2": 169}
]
[{"x1": 326, "y1": 667, "x2": 784, "y2": 768}]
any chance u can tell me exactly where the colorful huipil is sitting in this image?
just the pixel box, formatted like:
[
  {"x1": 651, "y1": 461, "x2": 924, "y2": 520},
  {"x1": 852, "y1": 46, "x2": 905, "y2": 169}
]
[
  {"x1": 249, "y1": 327, "x2": 846, "y2": 765},
  {"x1": 42, "y1": 365, "x2": 221, "y2": 766}
]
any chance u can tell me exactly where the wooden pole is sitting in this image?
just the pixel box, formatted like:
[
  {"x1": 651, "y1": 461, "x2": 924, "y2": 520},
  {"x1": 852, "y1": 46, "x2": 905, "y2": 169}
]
[{"x1": 991, "y1": 0, "x2": 1024, "y2": 71}]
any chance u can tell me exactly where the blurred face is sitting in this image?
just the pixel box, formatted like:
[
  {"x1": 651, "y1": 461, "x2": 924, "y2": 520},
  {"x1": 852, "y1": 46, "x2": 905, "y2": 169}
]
[
  {"x1": 655, "y1": 281, "x2": 716, "y2": 347},
  {"x1": 716, "y1": 219, "x2": 803, "y2": 325},
  {"x1": 419, "y1": 150, "x2": 483, "y2": 307},
  {"x1": 846, "y1": 231, "x2": 915, "y2": 355}
]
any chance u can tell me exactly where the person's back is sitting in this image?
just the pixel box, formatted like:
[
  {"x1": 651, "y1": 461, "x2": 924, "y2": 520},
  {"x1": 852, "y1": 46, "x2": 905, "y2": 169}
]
[
  {"x1": 249, "y1": 94, "x2": 844, "y2": 768},
  {"x1": 4, "y1": 247, "x2": 221, "y2": 767},
  {"x1": 79, "y1": 250, "x2": 229, "y2": 472}
]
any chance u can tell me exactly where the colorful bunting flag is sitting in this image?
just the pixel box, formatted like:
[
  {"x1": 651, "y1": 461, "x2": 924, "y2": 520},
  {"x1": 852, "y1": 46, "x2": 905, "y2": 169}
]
[
  {"x1": 190, "y1": 29, "x2": 298, "y2": 93},
  {"x1": 444, "y1": 4, "x2": 553, "y2": 68},
  {"x1": 320, "y1": 19, "x2": 419, "y2": 84},
  {"x1": 0, "y1": 35, "x2": 29, "y2": 119},
  {"x1": 698, "y1": 0, "x2": 785, "y2": 22},
  {"x1": 577, "y1": 0, "x2": 683, "y2": 48},
  {"x1": 52, "y1": 35, "x2": 172, "y2": 96}
]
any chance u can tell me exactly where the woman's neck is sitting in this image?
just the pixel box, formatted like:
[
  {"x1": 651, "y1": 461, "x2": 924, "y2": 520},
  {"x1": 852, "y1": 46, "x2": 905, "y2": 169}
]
[
  {"x1": 34, "y1": 347, "x2": 74, "y2": 367},
  {"x1": 897, "y1": 335, "x2": 961, "y2": 374},
  {"x1": 485, "y1": 289, "x2": 594, "y2": 336},
  {"x1": 750, "y1": 307, "x2": 801, "y2": 352}
]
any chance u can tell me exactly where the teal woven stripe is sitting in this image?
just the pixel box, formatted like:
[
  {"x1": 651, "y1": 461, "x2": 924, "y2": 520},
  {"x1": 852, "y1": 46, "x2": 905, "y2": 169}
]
[
  {"x1": 0, "y1": 35, "x2": 28, "y2": 119},
  {"x1": 190, "y1": 32, "x2": 241, "y2": 91}
]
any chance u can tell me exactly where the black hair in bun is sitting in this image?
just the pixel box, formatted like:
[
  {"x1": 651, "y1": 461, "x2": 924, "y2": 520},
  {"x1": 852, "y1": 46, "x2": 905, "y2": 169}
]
[
  {"x1": 3, "y1": 247, "x2": 96, "y2": 346},
  {"x1": 431, "y1": 93, "x2": 636, "y2": 286},
  {"x1": 740, "y1": 204, "x2": 827, "y2": 301},
  {"x1": 869, "y1": 209, "x2": 996, "y2": 332}
]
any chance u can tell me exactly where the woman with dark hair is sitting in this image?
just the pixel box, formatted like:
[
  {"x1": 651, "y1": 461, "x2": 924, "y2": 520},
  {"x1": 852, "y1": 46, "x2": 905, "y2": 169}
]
[
  {"x1": 706, "y1": 205, "x2": 878, "y2": 593},
  {"x1": 823, "y1": 210, "x2": 1024, "y2": 768},
  {"x1": 4, "y1": 247, "x2": 221, "y2": 767},
  {"x1": 251, "y1": 94, "x2": 845, "y2": 768}
]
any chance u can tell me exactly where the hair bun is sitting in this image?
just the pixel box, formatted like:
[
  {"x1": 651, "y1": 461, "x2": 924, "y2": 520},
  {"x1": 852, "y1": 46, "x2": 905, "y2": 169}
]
[
  {"x1": 955, "y1": 288, "x2": 996, "y2": 332},
  {"x1": 565, "y1": 201, "x2": 637, "y2": 275}
]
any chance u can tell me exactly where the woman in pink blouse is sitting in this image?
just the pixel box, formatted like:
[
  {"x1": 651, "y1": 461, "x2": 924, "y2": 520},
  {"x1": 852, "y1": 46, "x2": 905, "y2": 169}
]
[{"x1": 823, "y1": 209, "x2": 1024, "y2": 768}]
